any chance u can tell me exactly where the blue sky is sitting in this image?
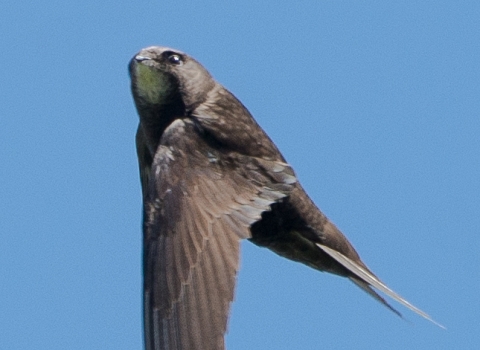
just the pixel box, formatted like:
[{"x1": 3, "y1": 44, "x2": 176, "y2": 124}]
[{"x1": 1, "y1": 1, "x2": 479, "y2": 349}]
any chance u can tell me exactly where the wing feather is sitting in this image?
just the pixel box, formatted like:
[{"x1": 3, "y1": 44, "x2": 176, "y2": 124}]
[
  {"x1": 142, "y1": 118, "x2": 296, "y2": 350},
  {"x1": 317, "y1": 243, "x2": 445, "y2": 329}
]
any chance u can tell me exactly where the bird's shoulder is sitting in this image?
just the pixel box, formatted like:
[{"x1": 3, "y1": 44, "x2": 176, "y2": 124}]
[{"x1": 144, "y1": 117, "x2": 297, "y2": 239}]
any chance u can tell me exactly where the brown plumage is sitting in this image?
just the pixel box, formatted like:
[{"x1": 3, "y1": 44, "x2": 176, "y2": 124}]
[{"x1": 129, "y1": 46, "x2": 442, "y2": 350}]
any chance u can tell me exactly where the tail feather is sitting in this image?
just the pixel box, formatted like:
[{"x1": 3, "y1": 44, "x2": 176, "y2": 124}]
[{"x1": 316, "y1": 243, "x2": 445, "y2": 329}]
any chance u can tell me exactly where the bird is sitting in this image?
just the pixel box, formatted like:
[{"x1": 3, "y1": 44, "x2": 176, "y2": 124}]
[{"x1": 128, "y1": 46, "x2": 443, "y2": 350}]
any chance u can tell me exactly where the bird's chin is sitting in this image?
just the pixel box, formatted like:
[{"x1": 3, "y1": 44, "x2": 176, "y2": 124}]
[{"x1": 133, "y1": 62, "x2": 174, "y2": 105}]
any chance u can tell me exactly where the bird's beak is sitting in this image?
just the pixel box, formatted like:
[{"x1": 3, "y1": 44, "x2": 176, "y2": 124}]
[{"x1": 135, "y1": 55, "x2": 152, "y2": 62}]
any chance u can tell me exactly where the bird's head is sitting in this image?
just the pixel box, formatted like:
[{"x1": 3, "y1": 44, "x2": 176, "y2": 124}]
[{"x1": 129, "y1": 46, "x2": 216, "y2": 112}]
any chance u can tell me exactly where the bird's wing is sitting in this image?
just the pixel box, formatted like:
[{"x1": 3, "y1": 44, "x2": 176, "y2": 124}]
[
  {"x1": 141, "y1": 118, "x2": 296, "y2": 350},
  {"x1": 317, "y1": 243, "x2": 445, "y2": 328}
]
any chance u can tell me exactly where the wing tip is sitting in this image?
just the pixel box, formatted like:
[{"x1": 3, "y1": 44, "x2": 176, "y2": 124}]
[
  {"x1": 317, "y1": 243, "x2": 446, "y2": 330},
  {"x1": 349, "y1": 277, "x2": 403, "y2": 319}
]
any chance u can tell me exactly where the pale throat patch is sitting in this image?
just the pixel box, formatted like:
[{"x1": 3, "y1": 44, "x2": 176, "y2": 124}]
[{"x1": 134, "y1": 63, "x2": 173, "y2": 105}]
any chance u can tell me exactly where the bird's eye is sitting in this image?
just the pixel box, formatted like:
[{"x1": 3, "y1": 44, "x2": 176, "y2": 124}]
[{"x1": 165, "y1": 52, "x2": 184, "y2": 66}]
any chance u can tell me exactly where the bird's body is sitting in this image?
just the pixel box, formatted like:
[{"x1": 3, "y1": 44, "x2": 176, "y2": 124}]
[{"x1": 129, "y1": 46, "x2": 441, "y2": 350}]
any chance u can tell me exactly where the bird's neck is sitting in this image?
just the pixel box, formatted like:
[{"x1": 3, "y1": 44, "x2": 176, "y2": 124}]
[{"x1": 138, "y1": 102, "x2": 185, "y2": 155}]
